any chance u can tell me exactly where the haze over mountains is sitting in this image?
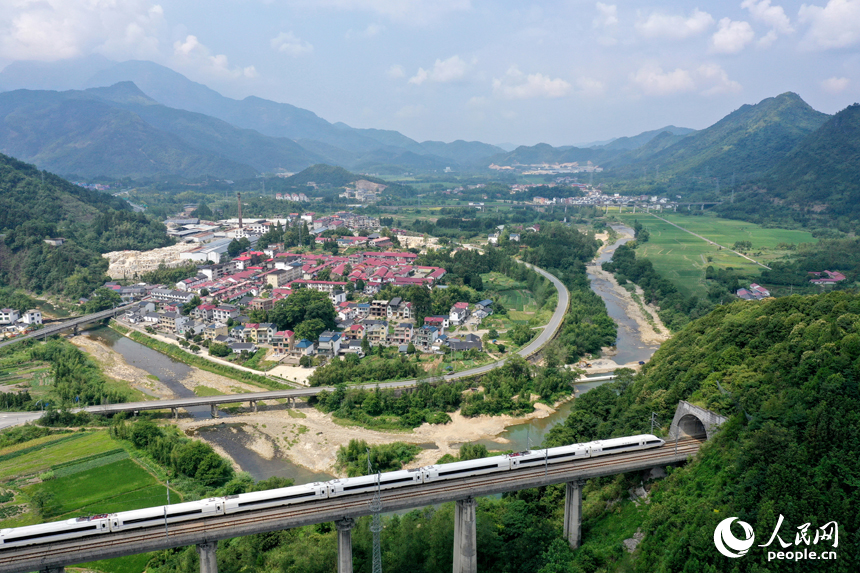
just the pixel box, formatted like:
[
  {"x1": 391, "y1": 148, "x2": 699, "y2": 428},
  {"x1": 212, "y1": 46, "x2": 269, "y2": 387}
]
[{"x1": 0, "y1": 56, "x2": 856, "y2": 206}]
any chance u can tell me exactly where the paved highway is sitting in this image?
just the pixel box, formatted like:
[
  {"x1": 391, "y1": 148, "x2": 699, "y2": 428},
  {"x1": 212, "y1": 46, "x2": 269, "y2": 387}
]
[
  {"x1": 83, "y1": 261, "x2": 571, "y2": 417},
  {"x1": 0, "y1": 439, "x2": 700, "y2": 573}
]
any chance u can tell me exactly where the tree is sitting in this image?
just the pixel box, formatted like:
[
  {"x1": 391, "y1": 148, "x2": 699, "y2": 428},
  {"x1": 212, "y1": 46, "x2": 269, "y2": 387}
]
[
  {"x1": 295, "y1": 318, "x2": 327, "y2": 341},
  {"x1": 488, "y1": 328, "x2": 499, "y2": 339},
  {"x1": 270, "y1": 288, "x2": 336, "y2": 331},
  {"x1": 299, "y1": 355, "x2": 313, "y2": 367},
  {"x1": 407, "y1": 342, "x2": 416, "y2": 355},
  {"x1": 200, "y1": 288, "x2": 210, "y2": 296},
  {"x1": 209, "y1": 342, "x2": 230, "y2": 357},
  {"x1": 181, "y1": 295, "x2": 202, "y2": 316},
  {"x1": 355, "y1": 278, "x2": 366, "y2": 292},
  {"x1": 361, "y1": 334, "x2": 370, "y2": 355},
  {"x1": 83, "y1": 287, "x2": 122, "y2": 313}
]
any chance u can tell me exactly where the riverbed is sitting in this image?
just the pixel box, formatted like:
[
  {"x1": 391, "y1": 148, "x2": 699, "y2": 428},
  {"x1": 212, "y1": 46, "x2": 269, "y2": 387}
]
[{"x1": 71, "y1": 227, "x2": 666, "y2": 481}]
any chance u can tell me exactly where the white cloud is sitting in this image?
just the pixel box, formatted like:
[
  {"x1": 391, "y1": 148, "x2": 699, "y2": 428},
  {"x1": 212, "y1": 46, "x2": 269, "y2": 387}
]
[
  {"x1": 387, "y1": 64, "x2": 405, "y2": 78},
  {"x1": 173, "y1": 35, "x2": 257, "y2": 79},
  {"x1": 270, "y1": 31, "x2": 313, "y2": 56},
  {"x1": 408, "y1": 55, "x2": 469, "y2": 85},
  {"x1": 0, "y1": 0, "x2": 165, "y2": 61},
  {"x1": 466, "y1": 96, "x2": 488, "y2": 108},
  {"x1": 346, "y1": 23, "x2": 385, "y2": 39},
  {"x1": 289, "y1": 0, "x2": 471, "y2": 25},
  {"x1": 758, "y1": 29, "x2": 779, "y2": 47},
  {"x1": 629, "y1": 64, "x2": 696, "y2": 95},
  {"x1": 711, "y1": 18, "x2": 755, "y2": 53},
  {"x1": 741, "y1": 0, "x2": 794, "y2": 33},
  {"x1": 492, "y1": 66, "x2": 571, "y2": 99},
  {"x1": 593, "y1": 3, "x2": 618, "y2": 28},
  {"x1": 577, "y1": 77, "x2": 606, "y2": 96},
  {"x1": 822, "y1": 76, "x2": 850, "y2": 92},
  {"x1": 799, "y1": 0, "x2": 860, "y2": 50},
  {"x1": 636, "y1": 9, "x2": 714, "y2": 40},
  {"x1": 396, "y1": 104, "x2": 425, "y2": 118},
  {"x1": 697, "y1": 63, "x2": 743, "y2": 94},
  {"x1": 629, "y1": 63, "x2": 741, "y2": 96}
]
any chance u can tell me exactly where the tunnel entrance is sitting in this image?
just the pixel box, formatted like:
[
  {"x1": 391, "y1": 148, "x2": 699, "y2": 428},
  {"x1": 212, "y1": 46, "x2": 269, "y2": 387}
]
[{"x1": 677, "y1": 414, "x2": 707, "y2": 439}]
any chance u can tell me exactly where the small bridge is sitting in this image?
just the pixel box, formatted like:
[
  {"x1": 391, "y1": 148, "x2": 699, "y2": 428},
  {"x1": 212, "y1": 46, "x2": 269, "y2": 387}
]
[{"x1": 0, "y1": 304, "x2": 137, "y2": 350}]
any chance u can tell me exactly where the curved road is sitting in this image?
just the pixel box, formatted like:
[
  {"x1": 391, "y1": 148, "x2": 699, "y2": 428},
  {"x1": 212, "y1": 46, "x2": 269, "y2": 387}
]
[{"x1": 83, "y1": 261, "x2": 571, "y2": 416}]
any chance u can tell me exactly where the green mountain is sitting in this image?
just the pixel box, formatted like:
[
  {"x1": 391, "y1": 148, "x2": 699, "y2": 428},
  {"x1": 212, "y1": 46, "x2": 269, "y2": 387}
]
[
  {"x1": 606, "y1": 92, "x2": 830, "y2": 181},
  {"x1": 0, "y1": 153, "x2": 172, "y2": 297},
  {"x1": 87, "y1": 82, "x2": 323, "y2": 173},
  {"x1": 0, "y1": 88, "x2": 258, "y2": 179},
  {"x1": 544, "y1": 291, "x2": 860, "y2": 572},
  {"x1": 599, "y1": 125, "x2": 695, "y2": 151},
  {"x1": 766, "y1": 103, "x2": 860, "y2": 210},
  {"x1": 279, "y1": 164, "x2": 384, "y2": 188}
]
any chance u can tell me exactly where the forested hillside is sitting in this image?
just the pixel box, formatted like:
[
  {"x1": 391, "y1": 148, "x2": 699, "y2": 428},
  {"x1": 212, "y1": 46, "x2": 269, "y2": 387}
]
[
  {"x1": 544, "y1": 291, "x2": 860, "y2": 571},
  {"x1": 0, "y1": 153, "x2": 171, "y2": 297}
]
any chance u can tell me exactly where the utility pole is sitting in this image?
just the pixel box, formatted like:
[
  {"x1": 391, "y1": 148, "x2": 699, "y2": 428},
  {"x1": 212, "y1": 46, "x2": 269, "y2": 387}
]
[{"x1": 367, "y1": 449, "x2": 383, "y2": 573}]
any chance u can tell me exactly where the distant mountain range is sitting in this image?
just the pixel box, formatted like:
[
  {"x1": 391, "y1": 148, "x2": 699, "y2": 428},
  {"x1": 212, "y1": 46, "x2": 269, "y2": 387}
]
[
  {"x1": 0, "y1": 56, "x2": 702, "y2": 179},
  {"x1": 0, "y1": 57, "x2": 509, "y2": 177},
  {"x1": 1, "y1": 56, "x2": 855, "y2": 215}
]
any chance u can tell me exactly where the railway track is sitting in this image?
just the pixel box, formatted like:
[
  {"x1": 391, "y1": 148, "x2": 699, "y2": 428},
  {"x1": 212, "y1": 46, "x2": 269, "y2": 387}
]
[{"x1": 0, "y1": 439, "x2": 701, "y2": 572}]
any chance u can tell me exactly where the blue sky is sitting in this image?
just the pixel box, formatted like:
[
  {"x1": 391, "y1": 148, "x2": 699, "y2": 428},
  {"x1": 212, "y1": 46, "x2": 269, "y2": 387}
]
[{"x1": 1, "y1": 0, "x2": 857, "y2": 146}]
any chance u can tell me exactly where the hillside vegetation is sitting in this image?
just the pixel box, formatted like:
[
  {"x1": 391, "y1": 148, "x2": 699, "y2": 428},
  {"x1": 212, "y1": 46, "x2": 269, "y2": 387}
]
[
  {"x1": 0, "y1": 153, "x2": 171, "y2": 297},
  {"x1": 543, "y1": 291, "x2": 860, "y2": 571}
]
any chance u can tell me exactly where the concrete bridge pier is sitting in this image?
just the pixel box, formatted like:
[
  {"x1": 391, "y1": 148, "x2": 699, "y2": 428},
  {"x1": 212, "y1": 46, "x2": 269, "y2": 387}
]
[
  {"x1": 453, "y1": 497, "x2": 477, "y2": 573},
  {"x1": 172, "y1": 408, "x2": 178, "y2": 420},
  {"x1": 335, "y1": 517, "x2": 355, "y2": 573},
  {"x1": 197, "y1": 541, "x2": 218, "y2": 573},
  {"x1": 250, "y1": 400, "x2": 257, "y2": 413},
  {"x1": 562, "y1": 479, "x2": 586, "y2": 549},
  {"x1": 210, "y1": 404, "x2": 219, "y2": 418}
]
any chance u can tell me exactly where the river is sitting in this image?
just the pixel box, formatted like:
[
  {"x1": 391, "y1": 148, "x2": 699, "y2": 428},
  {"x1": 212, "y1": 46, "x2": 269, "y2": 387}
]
[
  {"x1": 82, "y1": 227, "x2": 659, "y2": 481},
  {"x1": 85, "y1": 327, "x2": 334, "y2": 483}
]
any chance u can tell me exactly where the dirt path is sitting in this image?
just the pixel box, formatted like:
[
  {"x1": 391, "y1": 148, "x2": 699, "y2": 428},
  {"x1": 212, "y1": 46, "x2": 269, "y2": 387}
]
[{"x1": 589, "y1": 232, "x2": 671, "y2": 346}]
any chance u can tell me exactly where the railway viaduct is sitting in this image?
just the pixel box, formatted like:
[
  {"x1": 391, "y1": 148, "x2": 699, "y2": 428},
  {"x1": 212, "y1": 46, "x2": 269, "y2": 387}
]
[{"x1": 0, "y1": 402, "x2": 730, "y2": 573}]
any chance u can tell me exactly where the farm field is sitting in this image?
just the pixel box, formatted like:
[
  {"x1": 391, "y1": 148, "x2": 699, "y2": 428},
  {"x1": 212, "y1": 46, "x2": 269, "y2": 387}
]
[
  {"x1": 0, "y1": 429, "x2": 179, "y2": 573},
  {"x1": 616, "y1": 212, "x2": 817, "y2": 297},
  {"x1": 481, "y1": 272, "x2": 541, "y2": 328}
]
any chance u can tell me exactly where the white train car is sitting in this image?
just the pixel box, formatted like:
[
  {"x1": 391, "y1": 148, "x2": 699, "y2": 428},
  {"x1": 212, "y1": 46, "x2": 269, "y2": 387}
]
[
  {"x1": 423, "y1": 455, "x2": 510, "y2": 483},
  {"x1": 111, "y1": 498, "x2": 224, "y2": 532},
  {"x1": 589, "y1": 434, "x2": 663, "y2": 458},
  {"x1": 0, "y1": 515, "x2": 109, "y2": 549},
  {"x1": 507, "y1": 442, "x2": 591, "y2": 469},
  {"x1": 329, "y1": 469, "x2": 422, "y2": 497},
  {"x1": 224, "y1": 482, "x2": 327, "y2": 514}
]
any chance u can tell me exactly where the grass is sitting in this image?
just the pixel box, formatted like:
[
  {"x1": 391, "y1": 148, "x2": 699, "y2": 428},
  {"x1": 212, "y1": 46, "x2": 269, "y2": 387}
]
[
  {"x1": 0, "y1": 431, "x2": 115, "y2": 480},
  {"x1": 0, "y1": 429, "x2": 179, "y2": 573},
  {"x1": 193, "y1": 385, "x2": 224, "y2": 397},
  {"x1": 617, "y1": 212, "x2": 817, "y2": 297},
  {"x1": 24, "y1": 458, "x2": 162, "y2": 517},
  {"x1": 286, "y1": 408, "x2": 307, "y2": 419},
  {"x1": 113, "y1": 323, "x2": 284, "y2": 390}
]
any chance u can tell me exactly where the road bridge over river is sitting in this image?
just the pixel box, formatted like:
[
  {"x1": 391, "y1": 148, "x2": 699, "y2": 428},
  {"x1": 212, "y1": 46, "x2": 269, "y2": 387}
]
[
  {"x1": 0, "y1": 304, "x2": 138, "y2": 350},
  {"x1": 0, "y1": 436, "x2": 704, "y2": 573},
  {"x1": 79, "y1": 261, "x2": 572, "y2": 419}
]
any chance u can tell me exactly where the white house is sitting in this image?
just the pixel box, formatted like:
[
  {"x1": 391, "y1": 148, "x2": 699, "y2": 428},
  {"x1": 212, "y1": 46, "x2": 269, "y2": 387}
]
[
  {"x1": 0, "y1": 309, "x2": 19, "y2": 325},
  {"x1": 21, "y1": 310, "x2": 42, "y2": 325}
]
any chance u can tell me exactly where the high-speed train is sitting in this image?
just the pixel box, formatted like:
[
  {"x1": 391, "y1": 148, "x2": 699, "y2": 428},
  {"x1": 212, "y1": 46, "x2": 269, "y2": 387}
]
[{"x1": 0, "y1": 434, "x2": 663, "y2": 549}]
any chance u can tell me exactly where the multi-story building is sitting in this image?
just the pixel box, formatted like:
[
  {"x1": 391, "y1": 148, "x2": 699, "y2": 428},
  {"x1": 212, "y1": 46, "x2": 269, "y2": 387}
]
[
  {"x1": 365, "y1": 323, "x2": 388, "y2": 347},
  {"x1": 390, "y1": 323, "x2": 414, "y2": 346},
  {"x1": 0, "y1": 309, "x2": 19, "y2": 325},
  {"x1": 317, "y1": 331, "x2": 342, "y2": 356}
]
